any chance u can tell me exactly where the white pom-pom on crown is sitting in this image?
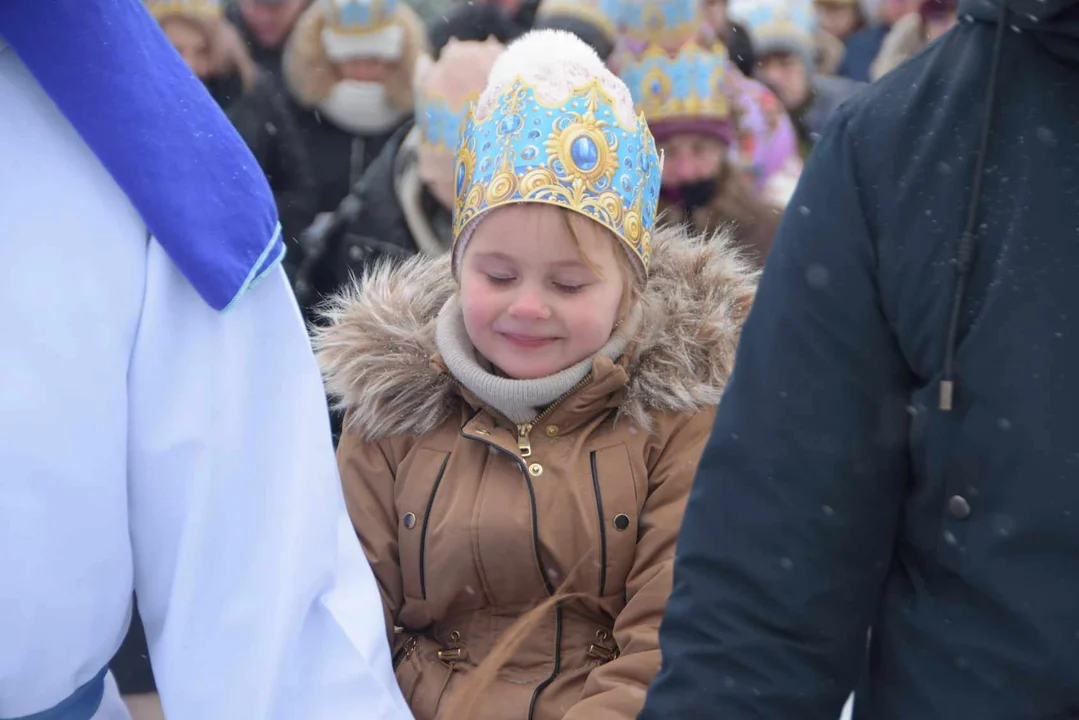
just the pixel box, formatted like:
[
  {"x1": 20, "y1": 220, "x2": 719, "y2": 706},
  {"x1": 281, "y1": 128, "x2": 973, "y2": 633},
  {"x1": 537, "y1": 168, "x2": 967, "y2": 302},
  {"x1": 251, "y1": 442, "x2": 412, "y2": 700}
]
[{"x1": 474, "y1": 29, "x2": 638, "y2": 129}]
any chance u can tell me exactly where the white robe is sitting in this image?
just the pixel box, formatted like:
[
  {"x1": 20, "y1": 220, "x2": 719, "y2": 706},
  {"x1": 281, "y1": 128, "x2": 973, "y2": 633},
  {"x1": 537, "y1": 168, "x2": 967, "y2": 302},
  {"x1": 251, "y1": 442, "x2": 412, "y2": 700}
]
[{"x1": 0, "y1": 38, "x2": 411, "y2": 720}]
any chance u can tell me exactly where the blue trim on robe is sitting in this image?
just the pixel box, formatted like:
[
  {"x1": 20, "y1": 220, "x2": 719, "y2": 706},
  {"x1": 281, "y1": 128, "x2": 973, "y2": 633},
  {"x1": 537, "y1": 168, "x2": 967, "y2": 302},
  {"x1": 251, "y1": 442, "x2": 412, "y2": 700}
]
[
  {"x1": 0, "y1": 0, "x2": 284, "y2": 312},
  {"x1": 1, "y1": 667, "x2": 105, "y2": 720}
]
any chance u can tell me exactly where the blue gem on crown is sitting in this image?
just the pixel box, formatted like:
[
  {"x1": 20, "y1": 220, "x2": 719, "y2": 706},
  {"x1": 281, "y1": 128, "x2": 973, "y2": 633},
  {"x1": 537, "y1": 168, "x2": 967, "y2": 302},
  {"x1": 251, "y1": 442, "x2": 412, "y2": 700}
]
[
  {"x1": 618, "y1": 42, "x2": 733, "y2": 125},
  {"x1": 453, "y1": 77, "x2": 662, "y2": 273}
]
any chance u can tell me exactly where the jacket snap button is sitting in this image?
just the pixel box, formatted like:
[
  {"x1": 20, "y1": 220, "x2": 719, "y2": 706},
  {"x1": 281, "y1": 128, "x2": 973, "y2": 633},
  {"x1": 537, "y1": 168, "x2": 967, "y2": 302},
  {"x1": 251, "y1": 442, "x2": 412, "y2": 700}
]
[
  {"x1": 348, "y1": 245, "x2": 363, "y2": 261},
  {"x1": 545, "y1": 424, "x2": 559, "y2": 437},
  {"x1": 528, "y1": 463, "x2": 543, "y2": 477},
  {"x1": 403, "y1": 512, "x2": 417, "y2": 529},
  {"x1": 613, "y1": 514, "x2": 630, "y2": 530},
  {"x1": 947, "y1": 495, "x2": 971, "y2": 520}
]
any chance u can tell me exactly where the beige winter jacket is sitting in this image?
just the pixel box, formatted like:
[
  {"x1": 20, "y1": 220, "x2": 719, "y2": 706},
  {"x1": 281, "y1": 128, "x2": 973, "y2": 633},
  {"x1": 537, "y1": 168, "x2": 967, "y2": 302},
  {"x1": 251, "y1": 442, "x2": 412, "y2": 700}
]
[{"x1": 315, "y1": 225, "x2": 757, "y2": 720}]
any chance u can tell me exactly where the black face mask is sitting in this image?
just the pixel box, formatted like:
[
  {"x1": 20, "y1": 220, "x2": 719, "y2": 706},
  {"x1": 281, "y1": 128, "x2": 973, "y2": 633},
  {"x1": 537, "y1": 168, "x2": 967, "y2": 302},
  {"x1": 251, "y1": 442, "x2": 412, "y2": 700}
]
[{"x1": 662, "y1": 178, "x2": 717, "y2": 214}]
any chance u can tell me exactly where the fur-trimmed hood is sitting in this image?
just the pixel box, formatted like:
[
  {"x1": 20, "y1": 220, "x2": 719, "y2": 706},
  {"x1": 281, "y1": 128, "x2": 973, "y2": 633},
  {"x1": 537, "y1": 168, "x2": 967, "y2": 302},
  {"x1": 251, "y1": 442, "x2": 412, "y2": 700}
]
[
  {"x1": 282, "y1": 0, "x2": 428, "y2": 111},
  {"x1": 314, "y1": 225, "x2": 758, "y2": 441}
]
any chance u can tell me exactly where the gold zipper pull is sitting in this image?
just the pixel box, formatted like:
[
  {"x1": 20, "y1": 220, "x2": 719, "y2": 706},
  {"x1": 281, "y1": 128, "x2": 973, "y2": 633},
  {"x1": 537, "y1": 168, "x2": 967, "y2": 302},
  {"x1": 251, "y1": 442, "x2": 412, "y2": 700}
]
[{"x1": 517, "y1": 423, "x2": 533, "y2": 458}]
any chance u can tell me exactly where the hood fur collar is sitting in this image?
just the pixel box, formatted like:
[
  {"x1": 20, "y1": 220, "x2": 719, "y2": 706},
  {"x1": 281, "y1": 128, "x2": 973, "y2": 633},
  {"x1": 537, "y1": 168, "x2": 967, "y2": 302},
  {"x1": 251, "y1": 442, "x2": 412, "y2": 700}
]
[{"x1": 314, "y1": 225, "x2": 758, "y2": 441}]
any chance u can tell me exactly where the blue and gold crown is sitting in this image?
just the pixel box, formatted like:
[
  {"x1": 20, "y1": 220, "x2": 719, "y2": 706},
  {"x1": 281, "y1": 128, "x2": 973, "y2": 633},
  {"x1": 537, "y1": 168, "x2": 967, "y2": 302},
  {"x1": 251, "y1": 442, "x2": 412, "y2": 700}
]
[
  {"x1": 620, "y1": 0, "x2": 702, "y2": 46},
  {"x1": 418, "y1": 97, "x2": 471, "y2": 153},
  {"x1": 618, "y1": 42, "x2": 733, "y2": 125},
  {"x1": 453, "y1": 78, "x2": 661, "y2": 274},
  {"x1": 145, "y1": 0, "x2": 222, "y2": 19},
  {"x1": 325, "y1": 0, "x2": 399, "y2": 33}
]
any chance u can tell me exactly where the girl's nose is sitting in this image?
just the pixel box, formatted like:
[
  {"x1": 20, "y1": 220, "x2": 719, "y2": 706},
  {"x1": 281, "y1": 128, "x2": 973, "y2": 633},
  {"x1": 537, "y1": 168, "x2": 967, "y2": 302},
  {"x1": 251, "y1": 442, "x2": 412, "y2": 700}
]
[{"x1": 507, "y1": 287, "x2": 551, "y2": 320}]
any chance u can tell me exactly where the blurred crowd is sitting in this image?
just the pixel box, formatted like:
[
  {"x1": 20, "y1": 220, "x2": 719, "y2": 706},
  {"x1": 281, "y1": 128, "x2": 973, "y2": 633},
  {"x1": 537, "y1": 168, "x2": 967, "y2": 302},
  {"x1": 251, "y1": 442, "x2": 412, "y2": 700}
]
[
  {"x1": 137, "y1": 0, "x2": 957, "y2": 316},
  {"x1": 110, "y1": 0, "x2": 958, "y2": 712}
]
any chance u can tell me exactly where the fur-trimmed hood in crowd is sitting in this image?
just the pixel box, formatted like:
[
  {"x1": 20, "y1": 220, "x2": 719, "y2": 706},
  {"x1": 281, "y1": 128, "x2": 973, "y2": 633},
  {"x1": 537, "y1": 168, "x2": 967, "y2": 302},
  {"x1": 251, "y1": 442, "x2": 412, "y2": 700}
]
[
  {"x1": 282, "y1": 0, "x2": 428, "y2": 112},
  {"x1": 314, "y1": 224, "x2": 758, "y2": 441}
]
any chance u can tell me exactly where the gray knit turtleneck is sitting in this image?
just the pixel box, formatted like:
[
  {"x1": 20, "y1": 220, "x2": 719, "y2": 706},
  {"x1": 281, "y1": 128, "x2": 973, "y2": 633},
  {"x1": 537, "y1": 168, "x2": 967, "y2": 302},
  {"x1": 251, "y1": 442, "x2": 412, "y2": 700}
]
[{"x1": 435, "y1": 297, "x2": 640, "y2": 423}]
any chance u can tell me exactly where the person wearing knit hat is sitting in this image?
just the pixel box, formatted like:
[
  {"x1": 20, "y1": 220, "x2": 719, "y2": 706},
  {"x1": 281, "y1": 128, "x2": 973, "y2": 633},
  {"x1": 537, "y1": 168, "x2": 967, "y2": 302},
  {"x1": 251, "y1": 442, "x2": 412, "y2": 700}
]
[
  {"x1": 317, "y1": 38, "x2": 504, "y2": 292},
  {"x1": 732, "y1": 0, "x2": 863, "y2": 155},
  {"x1": 619, "y1": 39, "x2": 780, "y2": 265},
  {"x1": 312, "y1": 27, "x2": 757, "y2": 720},
  {"x1": 147, "y1": 0, "x2": 317, "y2": 288},
  {"x1": 869, "y1": 0, "x2": 958, "y2": 78},
  {"x1": 283, "y1": 0, "x2": 428, "y2": 217},
  {"x1": 533, "y1": 0, "x2": 623, "y2": 59}
]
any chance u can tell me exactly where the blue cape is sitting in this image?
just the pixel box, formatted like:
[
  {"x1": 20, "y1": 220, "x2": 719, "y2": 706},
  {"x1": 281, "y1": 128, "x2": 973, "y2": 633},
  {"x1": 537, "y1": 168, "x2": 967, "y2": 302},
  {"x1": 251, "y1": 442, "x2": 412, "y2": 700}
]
[{"x1": 0, "y1": 0, "x2": 284, "y2": 311}]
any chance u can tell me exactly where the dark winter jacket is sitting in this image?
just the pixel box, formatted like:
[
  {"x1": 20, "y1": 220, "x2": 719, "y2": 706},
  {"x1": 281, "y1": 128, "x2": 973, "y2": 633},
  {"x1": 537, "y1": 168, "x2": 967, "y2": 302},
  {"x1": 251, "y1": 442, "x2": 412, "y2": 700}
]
[
  {"x1": 316, "y1": 120, "x2": 452, "y2": 292},
  {"x1": 207, "y1": 70, "x2": 317, "y2": 280},
  {"x1": 793, "y1": 73, "x2": 864, "y2": 152},
  {"x1": 640, "y1": 1, "x2": 1079, "y2": 718},
  {"x1": 836, "y1": 23, "x2": 889, "y2": 81}
]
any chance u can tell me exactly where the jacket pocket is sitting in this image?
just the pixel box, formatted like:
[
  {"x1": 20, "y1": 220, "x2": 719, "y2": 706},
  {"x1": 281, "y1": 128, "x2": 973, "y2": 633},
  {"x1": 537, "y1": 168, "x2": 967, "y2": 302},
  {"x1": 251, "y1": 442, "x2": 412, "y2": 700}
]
[
  {"x1": 590, "y1": 443, "x2": 640, "y2": 595},
  {"x1": 394, "y1": 636, "x2": 455, "y2": 719},
  {"x1": 396, "y1": 448, "x2": 452, "y2": 601}
]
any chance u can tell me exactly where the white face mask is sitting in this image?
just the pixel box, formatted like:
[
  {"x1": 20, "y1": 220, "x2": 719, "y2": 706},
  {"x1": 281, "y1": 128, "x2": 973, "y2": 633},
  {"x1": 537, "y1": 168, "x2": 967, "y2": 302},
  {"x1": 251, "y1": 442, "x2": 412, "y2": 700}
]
[{"x1": 317, "y1": 80, "x2": 409, "y2": 135}]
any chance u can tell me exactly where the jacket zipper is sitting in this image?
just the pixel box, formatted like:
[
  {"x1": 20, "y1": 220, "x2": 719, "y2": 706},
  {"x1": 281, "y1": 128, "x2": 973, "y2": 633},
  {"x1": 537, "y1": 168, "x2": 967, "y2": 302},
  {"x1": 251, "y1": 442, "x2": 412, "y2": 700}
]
[
  {"x1": 589, "y1": 451, "x2": 608, "y2": 597},
  {"x1": 392, "y1": 634, "x2": 419, "y2": 670},
  {"x1": 516, "y1": 372, "x2": 593, "y2": 458},
  {"x1": 459, "y1": 425, "x2": 564, "y2": 719},
  {"x1": 418, "y1": 454, "x2": 450, "y2": 600}
]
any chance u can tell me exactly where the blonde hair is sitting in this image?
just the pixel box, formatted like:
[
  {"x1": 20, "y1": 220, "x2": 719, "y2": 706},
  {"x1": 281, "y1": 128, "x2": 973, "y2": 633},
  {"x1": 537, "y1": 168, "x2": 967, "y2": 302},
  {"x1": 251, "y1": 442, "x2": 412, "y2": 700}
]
[{"x1": 556, "y1": 209, "x2": 643, "y2": 321}]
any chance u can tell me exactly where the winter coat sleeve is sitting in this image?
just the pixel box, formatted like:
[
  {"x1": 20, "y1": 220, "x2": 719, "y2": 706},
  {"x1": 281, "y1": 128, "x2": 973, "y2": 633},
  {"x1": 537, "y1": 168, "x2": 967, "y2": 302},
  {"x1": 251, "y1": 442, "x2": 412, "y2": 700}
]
[
  {"x1": 563, "y1": 407, "x2": 717, "y2": 720},
  {"x1": 338, "y1": 429, "x2": 406, "y2": 644},
  {"x1": 639, "y1": 105, "x2": 912, "y2": 719}
]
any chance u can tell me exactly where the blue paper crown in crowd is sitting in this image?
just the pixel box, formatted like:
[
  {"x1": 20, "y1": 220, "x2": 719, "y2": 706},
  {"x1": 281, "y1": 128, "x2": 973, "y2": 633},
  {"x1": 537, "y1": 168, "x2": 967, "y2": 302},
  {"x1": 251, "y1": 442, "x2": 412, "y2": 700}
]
[
  {"x1": 619, "y1": 41, "x2": 733, "y2": 124},
  {"x1": 453, "y1": 77, "x2": 662, "y2": 273},
  {"x1": 145, "y1": 0, "x2": 222, "y2": 19},
  {"x1": 620, "y1": 0, "x2": 702, "y2": 44},
  {"x1": 419, "y1": 97, "x2": 470, "y2": 152},
  {"x1": 325, "y1": 0, "x2": 399, "y2": 33}
]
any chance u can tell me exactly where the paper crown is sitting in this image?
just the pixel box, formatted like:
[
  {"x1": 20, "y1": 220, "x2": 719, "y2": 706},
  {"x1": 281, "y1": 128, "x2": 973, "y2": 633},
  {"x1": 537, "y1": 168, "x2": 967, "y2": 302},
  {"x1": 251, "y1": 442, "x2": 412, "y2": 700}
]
[
  {"x1": 324, "y1": 0, "x2": 399, "y2": 33},
  {"x1": 535, "y1": 0, "x2": 625, "y2": 42},
  {"x1": 619, "y1": 41, "x2": 733, "y2": 126},
  {"x1": 731, "y1": 0, "x2": 816, "y2": 49},
  {"x1": 321, "y1": 0, "x2": 405, "y2": 60},
  {"x1": 453, "y1": 76, "x2": 662, "y2": 274},
  {"x1": 145, "y1": 0, "x2": 222, "y2": 19},
  {"x1": 418, "y1": 98, "x2": 470, "y2": 153},
  {"x1": 620, "y1": 0, "x2": 702, "y2": 46}
]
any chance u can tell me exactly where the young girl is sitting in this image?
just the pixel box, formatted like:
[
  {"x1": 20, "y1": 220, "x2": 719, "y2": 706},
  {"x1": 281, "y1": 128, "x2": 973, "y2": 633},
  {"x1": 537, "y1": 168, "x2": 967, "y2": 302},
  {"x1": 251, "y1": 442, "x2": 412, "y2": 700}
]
[{"x1": 315, "y1": 29, "x2": 756, "y2": 720}]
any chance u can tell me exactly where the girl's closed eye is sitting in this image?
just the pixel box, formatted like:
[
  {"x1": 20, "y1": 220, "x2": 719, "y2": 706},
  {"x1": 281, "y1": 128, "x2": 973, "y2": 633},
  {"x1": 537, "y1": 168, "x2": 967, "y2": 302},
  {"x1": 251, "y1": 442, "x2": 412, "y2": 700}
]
[
  {"x1": 553, "y1": 280, "x2": 588, "y2": 294},
  {"x1": 486, "y1": 273, "x2": 515, "y2": 285}
]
